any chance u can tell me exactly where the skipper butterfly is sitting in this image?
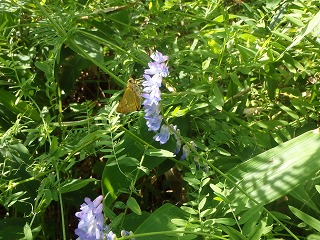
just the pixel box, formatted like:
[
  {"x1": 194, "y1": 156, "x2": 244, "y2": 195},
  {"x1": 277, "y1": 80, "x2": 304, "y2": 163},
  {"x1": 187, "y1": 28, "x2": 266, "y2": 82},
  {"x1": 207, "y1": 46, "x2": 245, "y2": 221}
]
[{"x1": 116, "y1": 78, "x2": 141, "y2": 113}]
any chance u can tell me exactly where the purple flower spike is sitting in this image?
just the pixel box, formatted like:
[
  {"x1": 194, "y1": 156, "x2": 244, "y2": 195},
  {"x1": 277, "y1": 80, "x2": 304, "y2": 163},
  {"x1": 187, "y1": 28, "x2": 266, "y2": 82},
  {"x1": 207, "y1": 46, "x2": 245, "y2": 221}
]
[
  {"x1": 142, "y1": 51, "x2": 169, "y2": 133},
  {"x1": 142, "y1": 51, "x2": 186, "y2": 157},
  {"x1": 75, "y1": 195, "x2": 104, "y2": 240},
  {"x1": 75, "y1": 195, "x2": 135, "y2": 240}
]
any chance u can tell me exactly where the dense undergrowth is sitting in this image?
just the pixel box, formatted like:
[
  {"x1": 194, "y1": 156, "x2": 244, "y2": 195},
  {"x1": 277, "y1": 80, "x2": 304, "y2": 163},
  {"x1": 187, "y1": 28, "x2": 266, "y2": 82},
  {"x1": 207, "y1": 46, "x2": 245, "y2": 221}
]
[{"x1": 0, "y1": 0, "x2": 320, "y2": 239}]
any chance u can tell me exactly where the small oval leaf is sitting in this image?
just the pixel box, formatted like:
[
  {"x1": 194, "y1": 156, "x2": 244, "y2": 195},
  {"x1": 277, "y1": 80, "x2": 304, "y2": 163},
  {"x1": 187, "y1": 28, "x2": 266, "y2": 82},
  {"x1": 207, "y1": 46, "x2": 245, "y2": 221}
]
[
  {"x1": 127, "y1": 197, "x2": 141, "y2": 215},
  {"x1": 145, "y1": 149, "x2": 174, "y2": 158}
]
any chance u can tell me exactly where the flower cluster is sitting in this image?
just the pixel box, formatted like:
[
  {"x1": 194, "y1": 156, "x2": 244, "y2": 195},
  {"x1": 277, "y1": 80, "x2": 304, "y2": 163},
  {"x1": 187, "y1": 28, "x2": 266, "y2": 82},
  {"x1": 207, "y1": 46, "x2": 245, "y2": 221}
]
[
  {"x1": 75, "y1": 195, "x2": 105, "y2": 240},
  {"x1": 141, "y1": 51, "x2": 168, "y2": 132},
  {"x1": 141, "y1": 51, "x2": 194, "y2": 160},
  {"x1": 75, "y1": 195, "x2": 134, "y2": 240}
]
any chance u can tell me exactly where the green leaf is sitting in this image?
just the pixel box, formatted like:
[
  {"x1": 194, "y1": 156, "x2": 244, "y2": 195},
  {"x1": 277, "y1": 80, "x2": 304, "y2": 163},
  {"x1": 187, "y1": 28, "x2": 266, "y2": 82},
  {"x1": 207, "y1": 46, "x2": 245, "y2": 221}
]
[
  {"x1": 284, "y1": 15, "x2": 305, "y2": 27},
  {"x1": 239, "y1": 204, "x2": 263, "y2": 225},
  {"x1": 0, "y1": 89, "x2": 40, "y2": 121},
  {"x1": 109, "y1": 212, "x2": 125, "y2": 229},
  {"x1": 145, "y1": 149, "x2": 175, "y2": 158},
  {"x1": 200, "y1": 208, "x2": 216, "y2": 218},
  {"x1": 289, "y1": 206, "x2": 320, "y2": 232},
  {"x1": 266, "y1": 0, "x2": 282, "y2": 9},
  {"x1": 180, "y1": 206, "x2": 198, "y2": 215},
  {"x1": 127, "y1": 197, "x2": 142, "y2": 215},
  {"x1": 290, "y1": 185, "x2": 320, "y2": 212},
  {"x1": 23, "y1": 222, "x2": 33, "y2": 240},
  {"x1": 277, "y1": 103, "x2": 299, "y2": 119},
  {"x1": 59, "y1": 178, "x2": 97, "y2": 194},
  {"x1": 278, "y1": 103, "x2": 299, "y2": 119},
  {"x1": 248, "y1": 221, "x2": 265, "y2": 240},
  {"x1": 209, "y1": 83, "x2": 224, "y2": 111},
  {"x1": 0, "y1": 218, "x2": 26, "y2": 239},
  {"x1": 0, "y1": 143, "x2": 39, "y2": 213},
  {"x1": 307, "y1": 234, "x2": 320, "y2": 240},
  {"x1": 254, "y1": 120, "x2": 288, "y2": 130},
  {"x1": 198, "y1": 198, "x2": 206, "y2": 211},
  {"x1": 135, "y1": 203, "x2": 189, "y2": 239},
  {"x1": 72, "y1": 34, "x2": 104, "y2": 64},
  {"x1": 215, "y1": 218, "x2": 236, "y2": 226},
  {"x1": 218, "y1": 224, "x2": 247, "y2": 240},
  {"x1": 227, "y1": 129, "x2": 320, "y2": 206},
  {"x1": 291, "y1": 98, "x2": 313, "y2": 115},
  {"x1": 237, "y1": 44, "x2": 257, "y2": 59},
  {"x1": 105, "y1": 157, "x2": 139, "y2": 167},
  {"x1": 280, "y1": 11, "x2": 320, "y2": 58},
  {"x1": 202, "y1": 57, "x2": 212, "y2": 70}
]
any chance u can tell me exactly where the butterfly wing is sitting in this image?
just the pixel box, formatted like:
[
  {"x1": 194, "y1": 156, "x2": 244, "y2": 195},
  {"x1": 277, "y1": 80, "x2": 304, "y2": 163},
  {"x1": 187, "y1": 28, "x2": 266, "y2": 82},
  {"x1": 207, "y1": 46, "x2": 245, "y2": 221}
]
[{"x1": 117, "y1": 79, "x2": 141, "y2": 113}]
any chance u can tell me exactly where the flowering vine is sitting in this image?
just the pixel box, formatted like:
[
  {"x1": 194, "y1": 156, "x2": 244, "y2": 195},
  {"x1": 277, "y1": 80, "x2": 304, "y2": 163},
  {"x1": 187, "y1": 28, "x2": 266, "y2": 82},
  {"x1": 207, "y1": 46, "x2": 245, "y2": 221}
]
[
  {"x1": 141, "y1": 50, "x2": 194, "y2": 160},
  {"x1": 75, "y1": 51, "x2": 200, "y2": 240}
]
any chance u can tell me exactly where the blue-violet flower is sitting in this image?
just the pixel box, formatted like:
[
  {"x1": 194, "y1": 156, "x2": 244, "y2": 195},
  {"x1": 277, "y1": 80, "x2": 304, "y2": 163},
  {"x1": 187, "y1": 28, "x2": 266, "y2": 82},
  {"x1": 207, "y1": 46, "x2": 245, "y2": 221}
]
[
  {"x1": 142, "y1": 50, "x2": 197, "y2": 161},
  {"x1": 153, "y1": 124, "x2": 170, "y2": 144},
  {"x1": 75, "y1": 195, "x2": 104, "y2": 240},
  {"x1": 75, "y1": 195, "x2": 135, "y2": 240},
  {"x1": 141, "y1": 51, "x2": 169, "y2": 133}
]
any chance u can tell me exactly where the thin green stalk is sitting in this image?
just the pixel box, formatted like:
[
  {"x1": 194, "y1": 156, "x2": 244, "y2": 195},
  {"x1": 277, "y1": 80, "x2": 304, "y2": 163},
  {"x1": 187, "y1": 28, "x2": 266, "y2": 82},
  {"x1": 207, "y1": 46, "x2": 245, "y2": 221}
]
[
  {"x1": 119, "y1": 147, "x2": 146, "y2": 229},
  {"x1": 55, "y1": 160, "x2": 66, "y2": 240}
]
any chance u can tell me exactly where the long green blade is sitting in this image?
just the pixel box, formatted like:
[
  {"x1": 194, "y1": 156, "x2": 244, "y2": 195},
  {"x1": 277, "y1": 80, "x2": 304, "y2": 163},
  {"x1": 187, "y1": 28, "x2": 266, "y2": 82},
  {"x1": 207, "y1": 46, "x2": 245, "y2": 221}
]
[{"x1": 227, "y1": 129, "x2": 320, "y2": 206}]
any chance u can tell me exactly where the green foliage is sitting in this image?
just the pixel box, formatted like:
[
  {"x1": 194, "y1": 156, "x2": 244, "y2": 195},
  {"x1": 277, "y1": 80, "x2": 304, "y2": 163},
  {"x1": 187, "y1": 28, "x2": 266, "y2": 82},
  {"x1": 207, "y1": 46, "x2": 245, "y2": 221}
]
[{"x1": 0, "y1": 0, "x2": 320, "y2": 239}]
